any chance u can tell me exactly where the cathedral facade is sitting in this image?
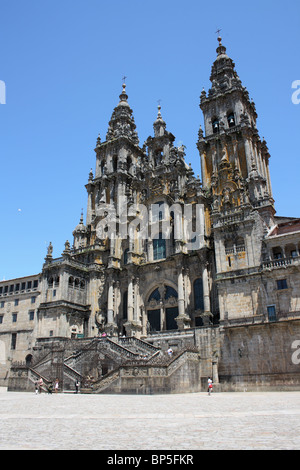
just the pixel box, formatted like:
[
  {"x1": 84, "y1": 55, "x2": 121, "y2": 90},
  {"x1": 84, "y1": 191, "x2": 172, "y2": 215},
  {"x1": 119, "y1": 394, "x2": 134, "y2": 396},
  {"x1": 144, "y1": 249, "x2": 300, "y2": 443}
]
[{"x1": 1, "y1": 38, "x2": 300, "y2": 391}]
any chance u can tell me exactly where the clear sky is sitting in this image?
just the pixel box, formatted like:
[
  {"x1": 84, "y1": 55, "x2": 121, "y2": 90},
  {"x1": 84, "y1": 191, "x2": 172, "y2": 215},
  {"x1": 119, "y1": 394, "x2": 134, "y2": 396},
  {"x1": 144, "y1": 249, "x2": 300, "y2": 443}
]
[{"x1": 0, "y1": 0, "x2": 299, "y2": 280}]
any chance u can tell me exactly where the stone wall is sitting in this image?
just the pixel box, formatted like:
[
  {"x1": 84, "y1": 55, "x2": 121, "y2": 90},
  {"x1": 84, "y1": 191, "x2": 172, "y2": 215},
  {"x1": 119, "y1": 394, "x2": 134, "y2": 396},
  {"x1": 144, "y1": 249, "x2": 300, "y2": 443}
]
[{"x1": 218, "y1": 320, "x2": 300, "y2": 390}]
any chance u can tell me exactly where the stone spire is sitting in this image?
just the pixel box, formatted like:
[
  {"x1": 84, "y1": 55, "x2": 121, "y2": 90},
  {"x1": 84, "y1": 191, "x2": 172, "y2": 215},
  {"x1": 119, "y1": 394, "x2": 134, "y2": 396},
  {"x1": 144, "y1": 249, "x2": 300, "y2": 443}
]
[
  {"x1": 206, "y1": 35, "x2": 243, "y2": 98},
  {"x1": 106, "y1": 82, "x2": 139, "y2": 145},
  {"x1": 153, "y1": 103, "x2": 166, "y2": 137},
  {"x1": 73, "y1": 210, "x2": 86, "y2": 234}
]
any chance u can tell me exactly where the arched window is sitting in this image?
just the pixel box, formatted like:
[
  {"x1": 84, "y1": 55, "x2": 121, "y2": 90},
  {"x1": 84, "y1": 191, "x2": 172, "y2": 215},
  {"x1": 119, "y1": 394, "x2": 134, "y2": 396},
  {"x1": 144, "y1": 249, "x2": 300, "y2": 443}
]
[
  {"x1": 236, "y1": 237, "x2": 245, "y2": 252},
  {"x1": 157, "y1": 150, "x2": 163, "y2": 165},
  {"x1": 212, "y1": 118, "x2": 219, "y2": 134},
  {"x1": 194, "y1": 278, "x2": 204, "y2": 310},
  {"x1": 25, "y1": 354, "x2": 33, "y2": 367},
  {"x1": 227, "y1": 113, "x2": 235, "y2": 128},
  {"x1": 165, "y1": 286, "x2": 178, "y2": 300},
  {"x1": 225, "y1": 239, "x2": 234, "y2": 255},
  {"x1": 148, "y1": 288, "x2": 161, "y2": 302},
  {"x1": 153, "y1": 233, "x2": 166, "y2": 260}
]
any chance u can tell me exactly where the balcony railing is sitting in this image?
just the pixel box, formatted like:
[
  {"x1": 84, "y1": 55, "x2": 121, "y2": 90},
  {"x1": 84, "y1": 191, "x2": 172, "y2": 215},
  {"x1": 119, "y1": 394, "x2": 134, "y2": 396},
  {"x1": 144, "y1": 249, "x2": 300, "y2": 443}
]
[{"x1": 262, "y1": 255, "x2": 300, "y2": 270}]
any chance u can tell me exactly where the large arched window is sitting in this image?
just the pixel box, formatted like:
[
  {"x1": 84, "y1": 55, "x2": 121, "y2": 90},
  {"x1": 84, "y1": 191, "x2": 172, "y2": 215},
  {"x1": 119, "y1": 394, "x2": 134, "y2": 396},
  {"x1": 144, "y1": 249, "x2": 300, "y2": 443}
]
[
  {"x1": 165, "y1": 286, "x2": 178, "y2": 300},
  {"x1": 194, "y1": 278, "x2": 204, "y2": 310},
  {"x1": 148, "y1": 288, "x2": 161, "y2": 302},
  {"x1": 153, "y1": 233, "x2": 166, "y2": 260},
  {"x1": 147, "y1": 285, "x2": 178, "y2": 332}
]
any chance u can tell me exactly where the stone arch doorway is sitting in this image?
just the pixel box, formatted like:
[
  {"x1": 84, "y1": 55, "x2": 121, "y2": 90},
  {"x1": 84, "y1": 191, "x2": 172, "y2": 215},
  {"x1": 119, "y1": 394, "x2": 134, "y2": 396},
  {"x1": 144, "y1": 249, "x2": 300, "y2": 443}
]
[
  {"x1": 25, "y1": 354, "x2": 33, "y2": 367},
  {"x1": 147, "y1": 284, "x2": 178, "y2": 332}
]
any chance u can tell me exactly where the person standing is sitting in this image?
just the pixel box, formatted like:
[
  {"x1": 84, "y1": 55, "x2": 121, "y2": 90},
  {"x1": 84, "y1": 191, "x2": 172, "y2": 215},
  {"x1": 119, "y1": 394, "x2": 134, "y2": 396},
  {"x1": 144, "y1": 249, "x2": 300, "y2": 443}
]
[
  {"x1": 75, "y1": 380, "x2": 80, "y2": 394},
  {"x1": 38, "y1": 377, "x2": 44, "y2": 394},
  {"x1": 54, "y1": 378, "x2": 59, "y2": 393}
]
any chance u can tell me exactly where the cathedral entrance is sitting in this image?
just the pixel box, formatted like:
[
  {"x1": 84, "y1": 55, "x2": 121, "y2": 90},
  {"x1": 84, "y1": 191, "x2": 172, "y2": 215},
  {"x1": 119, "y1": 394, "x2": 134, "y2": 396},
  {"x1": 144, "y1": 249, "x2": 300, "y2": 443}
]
[{"x1": 147, "y1": 285, "x2": 179, "y2": 332}]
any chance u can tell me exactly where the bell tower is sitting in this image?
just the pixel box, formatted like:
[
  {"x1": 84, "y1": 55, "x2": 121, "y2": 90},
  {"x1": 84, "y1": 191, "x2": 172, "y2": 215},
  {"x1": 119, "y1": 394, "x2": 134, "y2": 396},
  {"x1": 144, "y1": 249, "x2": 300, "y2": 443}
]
[{"x1": 197, "y1": 37, "x2": 275, "y2": 275}]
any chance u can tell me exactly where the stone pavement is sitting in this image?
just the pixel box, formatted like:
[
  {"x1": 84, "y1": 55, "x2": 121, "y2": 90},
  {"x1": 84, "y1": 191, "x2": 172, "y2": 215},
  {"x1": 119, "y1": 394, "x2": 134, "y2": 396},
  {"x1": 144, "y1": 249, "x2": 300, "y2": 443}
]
[{"x1": 0, "y1": 390, "x2": 299, "y2": 450}]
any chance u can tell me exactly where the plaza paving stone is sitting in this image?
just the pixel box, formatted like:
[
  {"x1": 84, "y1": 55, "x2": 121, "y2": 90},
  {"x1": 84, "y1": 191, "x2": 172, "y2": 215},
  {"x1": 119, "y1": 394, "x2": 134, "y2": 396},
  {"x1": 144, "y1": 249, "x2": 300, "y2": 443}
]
[{"x1": 0, "y1": 390, "x2": 299, "y2": 450}]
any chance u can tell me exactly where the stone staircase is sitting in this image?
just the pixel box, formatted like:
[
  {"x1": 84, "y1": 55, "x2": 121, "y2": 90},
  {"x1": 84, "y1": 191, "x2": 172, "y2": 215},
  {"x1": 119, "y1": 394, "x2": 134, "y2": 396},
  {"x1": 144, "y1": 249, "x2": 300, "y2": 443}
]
[
  {"x1": 8, "y1": 336, "x2": 201, "y2": 394},
  {"x1": 86, "y1": 348, "x2": 201, "y2": 394}
]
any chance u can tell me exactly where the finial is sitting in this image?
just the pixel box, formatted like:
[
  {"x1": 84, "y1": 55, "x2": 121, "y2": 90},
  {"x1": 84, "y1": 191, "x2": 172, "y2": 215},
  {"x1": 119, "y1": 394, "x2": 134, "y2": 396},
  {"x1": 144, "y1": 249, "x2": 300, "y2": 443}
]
[
  {"x1": 118, "y1": 77, "x2": 128, "y2": 105},
  {"x1": 157, "y1": 99, "x2": 162, "y2": 118},
  {"x1": 96, "y1": 133, "x2": 101, "y2": 147},
  {"x1": 215, "y1": 28, "x2": 222, "y2": 44},
  {"x1": 215, "y1": 28, "x2": 227, "y2": 56},
  {"x1": 153, "y1": 99, "x2": 166, "y2": 136},
  {"x1": 122, "y1": 76, "x2": 127, "y2": 93}
]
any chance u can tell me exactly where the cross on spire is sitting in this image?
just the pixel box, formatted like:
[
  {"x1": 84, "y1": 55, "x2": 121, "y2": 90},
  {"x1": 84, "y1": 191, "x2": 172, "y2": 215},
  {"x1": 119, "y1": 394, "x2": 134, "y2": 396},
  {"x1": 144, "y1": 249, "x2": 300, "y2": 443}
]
[
  {"x1": 122, "y1": 75, "x2": 127, "y2": 83},
  {"x1": 215, "y1": 28, "x2": 222, "y2": 45}
]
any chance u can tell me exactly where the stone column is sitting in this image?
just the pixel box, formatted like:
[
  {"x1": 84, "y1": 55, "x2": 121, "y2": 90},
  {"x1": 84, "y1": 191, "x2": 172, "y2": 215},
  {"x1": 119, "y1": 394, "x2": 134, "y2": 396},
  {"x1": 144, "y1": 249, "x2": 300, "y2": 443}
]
[
  {"x1": 202, "y1": 263, "x2": 211, "y2": 313},
  {"x1": 201, "y1": 262, "x2": 212, "y2": 325},
  {"x1": 127, "y1": 276, "x2": 134, "y2": 322},
  {"x1": 147, "y1": 239, "x2": 153, "y2": 261},
  {"x1": 124, "y1": 275, "x2": 142, "y2": 338},
  {"x1": 176, "y1": 266, "x2": 191, "y2": 329},
  {"x1": 212, "y1": 360, "x2": 219, "y2": 384},
  {"x1": 177, "y1": 268, "x2": 185, "y2": 317},
  {"x1": 85, "y1": 181, "x2": 94, "y2": 226},
  {"x1": 107, "y1": 277, "x2": 114, "y2": 324},
  {"x1": 106, "y1": 275, "x2": 118, "y2": 336}
]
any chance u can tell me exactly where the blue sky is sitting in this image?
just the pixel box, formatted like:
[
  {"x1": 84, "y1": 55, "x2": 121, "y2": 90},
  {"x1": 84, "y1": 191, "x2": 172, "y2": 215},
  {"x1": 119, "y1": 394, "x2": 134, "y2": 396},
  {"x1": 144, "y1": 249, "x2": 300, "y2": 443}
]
[{"x1": 0, "y1": 0, "x2": 299, "y2": 280}]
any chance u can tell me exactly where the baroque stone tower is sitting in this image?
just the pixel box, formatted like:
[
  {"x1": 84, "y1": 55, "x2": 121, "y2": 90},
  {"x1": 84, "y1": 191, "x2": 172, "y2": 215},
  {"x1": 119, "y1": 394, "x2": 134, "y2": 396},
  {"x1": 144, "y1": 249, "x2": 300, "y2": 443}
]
[{"x1": 197, "y1": 36, "x2": 276, "y2": 321}]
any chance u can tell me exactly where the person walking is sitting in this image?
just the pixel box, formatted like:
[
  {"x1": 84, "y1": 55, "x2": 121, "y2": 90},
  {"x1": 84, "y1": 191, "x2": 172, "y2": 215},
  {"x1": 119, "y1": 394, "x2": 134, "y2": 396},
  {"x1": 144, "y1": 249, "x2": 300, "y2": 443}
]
[
  {"x1": 75, "y1": 379, "x2": 80, "y2": 394},
  {"x1": 207, "y1": 377, "x2": 213, "y2": 395}
]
